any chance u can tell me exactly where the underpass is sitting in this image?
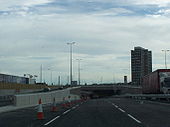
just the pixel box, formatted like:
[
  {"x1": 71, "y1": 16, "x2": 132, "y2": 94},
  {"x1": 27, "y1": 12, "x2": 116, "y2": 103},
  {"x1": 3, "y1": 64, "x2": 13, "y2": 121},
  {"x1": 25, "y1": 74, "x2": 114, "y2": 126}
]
[{"x1": 76, "y1": 85, "x2": 142, "y2": 98}]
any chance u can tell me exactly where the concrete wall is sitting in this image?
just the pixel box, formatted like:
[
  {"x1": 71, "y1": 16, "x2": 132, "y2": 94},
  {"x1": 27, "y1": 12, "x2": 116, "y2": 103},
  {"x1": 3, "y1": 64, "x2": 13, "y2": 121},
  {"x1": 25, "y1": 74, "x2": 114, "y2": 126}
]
[
  {"x1": 14, "y1": 88, "x2": 80, "y2": 107},
  {"x1": 0, "y1": 89, "x2": 43, "y2": 96},
  {"x1": 0, "y1": 83, "x2": 47, "y2": 89}
]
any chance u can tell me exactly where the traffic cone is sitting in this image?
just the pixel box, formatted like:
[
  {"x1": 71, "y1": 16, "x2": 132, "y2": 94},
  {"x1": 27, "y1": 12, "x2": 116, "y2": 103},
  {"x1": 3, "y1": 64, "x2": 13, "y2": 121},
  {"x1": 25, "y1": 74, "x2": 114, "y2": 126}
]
[
  {"x1": 51, "y1": 98, "x2": 57, "y2": 112},
  {"x1": 37, "y1": 99, "x2": 44, "y2": 120}
]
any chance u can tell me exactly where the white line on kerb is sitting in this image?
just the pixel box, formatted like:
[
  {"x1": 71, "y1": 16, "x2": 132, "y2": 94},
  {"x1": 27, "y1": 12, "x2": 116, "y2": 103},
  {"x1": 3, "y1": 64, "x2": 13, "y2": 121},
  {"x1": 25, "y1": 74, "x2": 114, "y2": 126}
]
[
  {"x1": 63, "y1": 109, "x2": 71, "y2": 115},
  {"x1": 118, "y1": 108, "x2": 125, "y2": 113},
  {"x1": 44, "y1": 116, "x2": 60, "y2": 126},
  {"x1": 127, "y1": 114, "x2": 141, "y2": 124}
]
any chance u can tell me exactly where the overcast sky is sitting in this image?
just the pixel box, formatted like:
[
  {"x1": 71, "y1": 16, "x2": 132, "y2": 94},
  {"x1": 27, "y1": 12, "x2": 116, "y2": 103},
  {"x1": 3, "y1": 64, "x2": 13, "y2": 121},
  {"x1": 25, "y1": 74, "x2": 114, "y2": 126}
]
[{"x1": 0, "y1": 0, "x2": 170, "y2": 84}]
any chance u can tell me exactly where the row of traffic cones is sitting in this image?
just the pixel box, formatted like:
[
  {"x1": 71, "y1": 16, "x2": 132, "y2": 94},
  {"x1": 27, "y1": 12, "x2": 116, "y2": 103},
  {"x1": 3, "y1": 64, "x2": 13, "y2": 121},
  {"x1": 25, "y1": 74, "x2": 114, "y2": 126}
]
[{"x1": 37, "y1": 97, "x2": 85, "y2": 120}]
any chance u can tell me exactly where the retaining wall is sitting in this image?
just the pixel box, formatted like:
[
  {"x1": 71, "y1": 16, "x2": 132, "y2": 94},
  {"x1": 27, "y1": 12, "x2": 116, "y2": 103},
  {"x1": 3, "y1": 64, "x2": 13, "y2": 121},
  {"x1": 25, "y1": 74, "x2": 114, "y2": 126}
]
[
  {"x1": 0, "y1": 89, "x2": 43, "y2": 96},
  {"x1": 14, "y1": 88, "x2": 80, "y2": 107}
]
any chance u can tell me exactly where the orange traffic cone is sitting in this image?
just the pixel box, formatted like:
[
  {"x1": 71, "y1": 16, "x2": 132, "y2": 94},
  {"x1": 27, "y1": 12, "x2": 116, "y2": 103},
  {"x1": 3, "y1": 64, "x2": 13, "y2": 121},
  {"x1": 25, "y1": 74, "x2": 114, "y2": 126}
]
[
  {"x1": 37, "y1": 99, "x2": 44, "y2": 120},
  {"x1": 51, "y1": 98, "x2": 57, "y2": 112}
]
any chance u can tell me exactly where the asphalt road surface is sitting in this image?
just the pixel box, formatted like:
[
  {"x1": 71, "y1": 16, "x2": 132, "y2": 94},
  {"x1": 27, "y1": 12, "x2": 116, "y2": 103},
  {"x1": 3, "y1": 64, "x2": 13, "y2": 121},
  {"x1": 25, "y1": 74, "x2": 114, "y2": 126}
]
[{"x1": 0, "y1": 98, "x2": 170, "y2": 127}]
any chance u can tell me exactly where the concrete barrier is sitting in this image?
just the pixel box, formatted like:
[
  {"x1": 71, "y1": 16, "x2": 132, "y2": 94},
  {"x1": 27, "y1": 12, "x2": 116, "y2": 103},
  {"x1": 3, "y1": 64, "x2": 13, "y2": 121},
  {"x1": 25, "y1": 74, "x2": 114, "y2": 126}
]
[
  {"x1": 14, "y1": 88, "x2": 80, "y2": 107},
  {"x1": 0, "y1": 89, "x2": 43, "y2": 96}
]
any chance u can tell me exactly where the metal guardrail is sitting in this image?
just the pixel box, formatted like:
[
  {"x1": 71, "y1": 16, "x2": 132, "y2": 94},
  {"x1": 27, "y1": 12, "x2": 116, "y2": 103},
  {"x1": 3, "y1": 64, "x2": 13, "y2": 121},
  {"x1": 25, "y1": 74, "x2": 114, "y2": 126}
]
[{"x1": 82, "y1": 85, "x2": 141, "y2": 89}]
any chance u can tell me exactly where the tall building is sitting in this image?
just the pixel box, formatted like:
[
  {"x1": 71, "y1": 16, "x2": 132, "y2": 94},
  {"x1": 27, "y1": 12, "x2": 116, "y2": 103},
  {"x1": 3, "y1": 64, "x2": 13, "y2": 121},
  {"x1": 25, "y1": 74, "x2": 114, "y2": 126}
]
[{"x1": 131, "y1": 47, "x2": 152, "y2": 85}]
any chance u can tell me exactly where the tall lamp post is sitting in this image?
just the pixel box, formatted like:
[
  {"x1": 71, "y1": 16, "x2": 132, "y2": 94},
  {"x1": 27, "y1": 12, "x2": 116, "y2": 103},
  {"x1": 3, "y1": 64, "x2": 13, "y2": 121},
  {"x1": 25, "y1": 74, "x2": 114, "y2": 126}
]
[
  {"x1": 40, "y1": 64, "x2": 43, "y2": 83},
  {"x1": 67, "y1": 42, "x2": 76, "y2": 85},
  {"x1": 48, "y1": 68, "x2": 53, "y2": 85},
  {"x1": 76, "y1": 59, "x2": 82, "y2": 85},
  {"x1": 162, "y1": 50, "x2": 170, "y2": 69}
]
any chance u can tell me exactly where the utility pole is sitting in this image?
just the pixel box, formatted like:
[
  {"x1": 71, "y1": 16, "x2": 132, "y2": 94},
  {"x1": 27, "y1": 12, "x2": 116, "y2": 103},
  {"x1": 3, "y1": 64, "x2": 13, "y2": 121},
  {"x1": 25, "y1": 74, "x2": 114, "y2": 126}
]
[
  {"x1": 162, "y1": 50, "x2": 170, "y2": 69},
  {"x1": 48, "y1": 68, "x2": 53, "y2": 85},
  {"x1": 67, "y1": 42, "x2": 76, "y2": 85},
  {"x1": 58, "y1": 76, "x2": 61, "y2": 85},
  {"x1": 76, "y1": 59, "x2": 82, "y2": 85},
  {"x1": 40, "y1": 65, "x2": 43, "y2": 83}
]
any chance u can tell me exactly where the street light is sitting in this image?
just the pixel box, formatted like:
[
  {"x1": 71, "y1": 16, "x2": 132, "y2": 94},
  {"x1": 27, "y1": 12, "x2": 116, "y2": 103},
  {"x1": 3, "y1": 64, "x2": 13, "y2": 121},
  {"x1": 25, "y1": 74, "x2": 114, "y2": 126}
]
[
  {"x1": 67, "y1": 42, "x2": 76, "y2": 85},
  {"x1": 40, "y1": 64, "x2": 43, "y2": 83},
  {"x1": 48, "y1": 68, "x2": 53, "y2": 85},
  {"x1": 162, "y1": 50, "x2": 170, "y2": 69},
  {"x1": 76, "y1": 59, "x2": 82, "y2": 85}
]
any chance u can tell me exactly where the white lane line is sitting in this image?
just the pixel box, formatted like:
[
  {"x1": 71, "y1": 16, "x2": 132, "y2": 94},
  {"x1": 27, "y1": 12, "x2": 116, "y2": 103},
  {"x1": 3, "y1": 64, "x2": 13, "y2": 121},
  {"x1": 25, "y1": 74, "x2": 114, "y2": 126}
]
[
  {"x1": 115, "y1": 105, "x2": 118, "y2": 108},
  {"x1": 112, "y1": 103, "x2": 119, "y2": 108},
  {"x1": 72, "y1": 106, "x2": 76, "y2": 109},
  {"x1": 118, "y1": 108, "x2": 125, "y2": 113},
  {"x1": 44, "y1": 116, "x2": 60, "y2": 126},
  {"x1": 127, "y1": 114, "x2": 141, "y2": 124},
  {"x1": 114, "y1": 105, "x2": 119, "y2": 108},
  {"x1": 63, "y1": 109, "x2": 71, "y2": 115}
]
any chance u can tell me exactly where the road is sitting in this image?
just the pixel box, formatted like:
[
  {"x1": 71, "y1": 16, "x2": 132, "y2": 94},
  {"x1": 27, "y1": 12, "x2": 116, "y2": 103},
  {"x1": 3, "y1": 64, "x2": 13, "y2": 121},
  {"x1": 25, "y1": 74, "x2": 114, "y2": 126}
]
[{"x1": 0, "y1": 98, "x2": 170, "y2": 127}]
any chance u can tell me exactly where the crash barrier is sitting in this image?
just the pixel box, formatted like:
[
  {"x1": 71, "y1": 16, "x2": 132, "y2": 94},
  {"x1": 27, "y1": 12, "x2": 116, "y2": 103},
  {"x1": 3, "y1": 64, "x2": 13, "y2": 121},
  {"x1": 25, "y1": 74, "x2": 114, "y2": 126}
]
[
  {"x1": 123, "y1": 94, "x2": 170, "y2": 101},
  {"x1": 14, "y1": 87, "x2": 80, "y2": 107},
  {"x1": 0, "y1": 95, "x2": 14, "y2": 107}
]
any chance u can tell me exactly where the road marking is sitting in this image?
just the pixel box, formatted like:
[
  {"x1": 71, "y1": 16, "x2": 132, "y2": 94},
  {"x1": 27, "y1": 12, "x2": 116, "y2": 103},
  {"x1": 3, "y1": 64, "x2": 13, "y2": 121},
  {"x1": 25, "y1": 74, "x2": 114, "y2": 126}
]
[
  {"x1": 118, "y1": 108, "x2": 125, "y2": 113},
  {"x1": 127, "y1": 114, "x2": 141, "y2": 124},
  {"x1": 72, "y1": 106, "x2": 76, "y2": 109},
  {"x1": 63, "y1": 109, "x2": 71, "y2": 115},
  {"x1": 115, "y1": 105, "x2": 118, "y2": 108},
  {"x1": 114, "y1": 104, "x2": 118, "y2": 108},
  {"x1": 44, "y1": 116, "x2": 60, "y2": 126},
  {"x1": 112, "y1": 103, "x2": 119, "y2": 108},
  {"x1": 112, "y1": 103, "x2": 115, "y2": 106}
]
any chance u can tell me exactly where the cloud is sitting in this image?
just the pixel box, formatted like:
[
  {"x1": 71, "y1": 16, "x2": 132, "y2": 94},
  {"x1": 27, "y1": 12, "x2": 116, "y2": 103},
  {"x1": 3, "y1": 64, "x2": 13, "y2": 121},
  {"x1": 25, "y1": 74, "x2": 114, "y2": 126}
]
[
  {"x1": 0, "y1": 0, "x2": 169, "y2": 17},
  {"x1": 133, "y1": 0, "x2": 170, "y2": 7},
  {"x1": 0, "y1": 1, "x2": 170, "y2": 84}
]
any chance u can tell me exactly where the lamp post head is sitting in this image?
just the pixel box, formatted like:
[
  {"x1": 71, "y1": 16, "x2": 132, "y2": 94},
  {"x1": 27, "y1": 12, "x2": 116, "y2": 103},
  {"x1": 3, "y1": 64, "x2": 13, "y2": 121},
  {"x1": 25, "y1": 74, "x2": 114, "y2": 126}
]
[
  {"x1": 76, "y1": 59, "x2": 82, "y2": 61},
  {"x1": 67, "y1": 42, "x2": 76, "y2": 45},
  {"x1": 162, "y1": 50, "x2": 170, "y2": 52}
]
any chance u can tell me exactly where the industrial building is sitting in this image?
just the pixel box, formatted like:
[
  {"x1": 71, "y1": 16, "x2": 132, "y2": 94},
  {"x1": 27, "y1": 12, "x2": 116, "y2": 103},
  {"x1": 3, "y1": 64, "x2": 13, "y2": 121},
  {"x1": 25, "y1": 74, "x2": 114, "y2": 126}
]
[
  {"x1": 0, "y1": 73, "x2": 36, "y2": 84},
  {"x1": 131, "y1": 47, "x2": 152, "y2": 85}
]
